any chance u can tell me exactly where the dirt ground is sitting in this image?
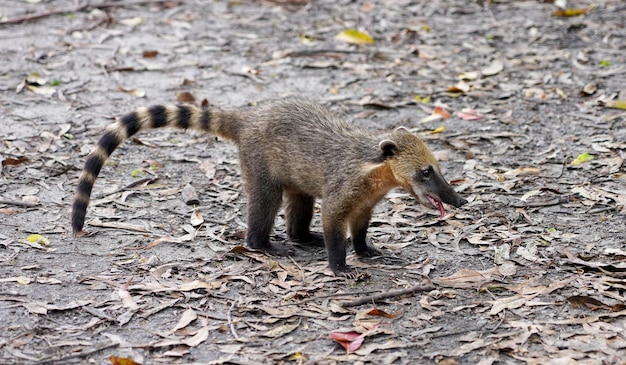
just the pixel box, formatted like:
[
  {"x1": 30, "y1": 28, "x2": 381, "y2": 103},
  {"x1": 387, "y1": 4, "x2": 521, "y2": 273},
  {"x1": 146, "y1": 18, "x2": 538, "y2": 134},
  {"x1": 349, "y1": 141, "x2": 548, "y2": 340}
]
[{"x1": 1, "y1": 0, "x2": 625, "y2": 364}]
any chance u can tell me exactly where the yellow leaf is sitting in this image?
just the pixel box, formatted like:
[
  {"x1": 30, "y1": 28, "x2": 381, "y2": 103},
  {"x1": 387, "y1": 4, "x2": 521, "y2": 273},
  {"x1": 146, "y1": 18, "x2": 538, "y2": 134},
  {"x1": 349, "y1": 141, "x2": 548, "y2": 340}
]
[
  {"x1": 552, "y1": 8, "x2": 590, "y2": 17},
  {"x1": 570, "y1": 153, "x2": 594, "y2": 166},
  {"x1": 26, "y1": 234, "x2": 50, "y2": 246},
  {"x1": 604, "y1": 100, "x2": 626, "y2": 110},
  {"x1": 300, "y1": 34, "x2": 314, "y2": 44},
  {"x1": 430, "y1": 126, "x2": 446, "y2": 134},
  {"x1": 335, "y1": 29, "x2": 375, "y2": 45},
  {"x1": 289, "y1": 352, "x2": 305, "y2": 360},
  {"x1": 414, "y1": 95, "x2": 431, "y2": 104}
]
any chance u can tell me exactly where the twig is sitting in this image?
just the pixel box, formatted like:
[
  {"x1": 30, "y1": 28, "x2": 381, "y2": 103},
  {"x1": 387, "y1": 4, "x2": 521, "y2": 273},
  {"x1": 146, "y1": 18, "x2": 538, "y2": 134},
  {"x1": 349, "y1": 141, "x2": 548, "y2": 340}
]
[
  {"x1": 32, "y1": 342, "x2": 119, "y2": 365},
  {"x1": 227, "y1": 300, "x2": 239, "y2": 339},
  {"x1": 0, "y1": 0, "x2": 173, "y2": 25},
  {"x1": 340, "y1": 284, "x2": 435, "y2": 307},
  {"x1": 0, "y1": 199, "x2": 39, "y2": 207},
  {"x1": 288, "y1": 255, "x2": 306, "y2": 284},
  {"x1": 279, "y1": 289, "x2": 381, "y2": 307}
]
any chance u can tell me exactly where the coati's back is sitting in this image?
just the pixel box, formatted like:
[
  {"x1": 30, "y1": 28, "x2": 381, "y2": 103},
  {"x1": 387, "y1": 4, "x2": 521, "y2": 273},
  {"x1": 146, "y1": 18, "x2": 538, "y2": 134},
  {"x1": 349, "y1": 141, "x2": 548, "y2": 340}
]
[{"x1": 238, "y1": 98, "x2": 382, "y2": 197}]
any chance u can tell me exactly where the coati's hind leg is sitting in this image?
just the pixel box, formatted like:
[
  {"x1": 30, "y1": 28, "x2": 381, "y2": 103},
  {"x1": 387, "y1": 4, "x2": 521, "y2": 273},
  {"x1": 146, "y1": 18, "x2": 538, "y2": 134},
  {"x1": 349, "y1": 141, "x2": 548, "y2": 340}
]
[
  {"x1": 243, "y1": 172, "x2": 293, "y2": 256},
  {"x1": 284, "y1": 190, "x2": 324, "y2": 247},
  {"x1": 349, "y1": 209, "x2": 381, "y2": 258},
  {"x1": 321, "y1": 200, "x2": 351, "y2": 275}
]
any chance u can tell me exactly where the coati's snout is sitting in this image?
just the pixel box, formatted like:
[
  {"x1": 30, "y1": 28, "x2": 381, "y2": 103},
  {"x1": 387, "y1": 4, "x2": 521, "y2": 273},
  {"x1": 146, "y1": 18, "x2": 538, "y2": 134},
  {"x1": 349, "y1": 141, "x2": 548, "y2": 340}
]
[{"x1": 409, "y1": 165, "x2": 466, "y2": 218}]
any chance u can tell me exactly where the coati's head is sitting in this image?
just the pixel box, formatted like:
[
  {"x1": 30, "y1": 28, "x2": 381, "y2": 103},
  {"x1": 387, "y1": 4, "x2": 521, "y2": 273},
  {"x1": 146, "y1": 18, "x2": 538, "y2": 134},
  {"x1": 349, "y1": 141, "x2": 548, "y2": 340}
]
[{"x1": 379, "y1": 127, "x2": 467, "y2": 217}]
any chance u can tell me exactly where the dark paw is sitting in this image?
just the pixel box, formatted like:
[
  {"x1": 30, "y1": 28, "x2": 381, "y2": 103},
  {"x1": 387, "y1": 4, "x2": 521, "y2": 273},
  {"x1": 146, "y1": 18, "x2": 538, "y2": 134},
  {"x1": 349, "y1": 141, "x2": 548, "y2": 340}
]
[
  {"x1": 355, "y1": 245, "x2": 381, "y2": 258},
  {"x1": 331, "y1": 265, "x2": 355, "y2": 279},
  {"x1": 289, "y1": 232, "x2": 325, "y2": 247},
  {"x1": 249, "y1": 242, "x2": 295, "y2": 256},
  {"x1": 331, "y1": 266, "x2": 369, "y2": 280}
]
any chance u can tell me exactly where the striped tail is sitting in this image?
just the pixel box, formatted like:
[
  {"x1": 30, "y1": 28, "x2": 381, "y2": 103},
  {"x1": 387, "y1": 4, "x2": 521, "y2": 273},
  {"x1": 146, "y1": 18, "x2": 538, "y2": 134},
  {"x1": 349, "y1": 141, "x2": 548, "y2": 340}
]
[{"x1": 71, "y1": 104, "x2": 239, "y2": 234}]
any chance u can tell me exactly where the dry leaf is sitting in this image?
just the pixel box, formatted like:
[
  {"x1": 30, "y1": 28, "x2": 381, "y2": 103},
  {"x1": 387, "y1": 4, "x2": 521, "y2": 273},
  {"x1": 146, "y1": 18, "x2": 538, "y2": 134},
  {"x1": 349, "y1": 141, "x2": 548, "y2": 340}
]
[
  {"x1": 109, "y1": 356, "x2": 141, "y2": 365},
  {"x1": 117, "y1": 87, "x2": 146, "y2": 98},
  {"x1": 142, "y1": 50, "x2": 158, "y2": 58},
  {"x1": 190, "y1": 208, "x2": 204, "y2": 226},
  {"x1": 329, "y1": 331, "x2": 365, "y2": 352},
  {"x1": 366, "y1": 308, "x2": 399, "y2": 319},
  {"x1": 183, "y1": 320, "x2": 209, "y2": 347},
  {"x1": 552, "y1": 8, "x2": 591, "y2": 17},
  {"x1": 171, "y1": 308, "x2": 197, "y2": 332},
  {"x1": 176, "y1": 91, "x2": 196, "y2": 103},
  {"x1": 261, "y1": 322, "x2": 299, "y2": 338},
  {"x1": 481, "y1": 59, "x2": 503, "y2": 76}
]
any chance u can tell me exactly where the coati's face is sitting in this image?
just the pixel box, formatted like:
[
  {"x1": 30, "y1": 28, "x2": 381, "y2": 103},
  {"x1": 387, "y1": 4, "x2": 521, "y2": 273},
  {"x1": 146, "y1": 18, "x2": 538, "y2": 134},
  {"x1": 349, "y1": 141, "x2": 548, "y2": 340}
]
[{"x1": 380, "y1": 129, "x2": 467, "y2": 217}]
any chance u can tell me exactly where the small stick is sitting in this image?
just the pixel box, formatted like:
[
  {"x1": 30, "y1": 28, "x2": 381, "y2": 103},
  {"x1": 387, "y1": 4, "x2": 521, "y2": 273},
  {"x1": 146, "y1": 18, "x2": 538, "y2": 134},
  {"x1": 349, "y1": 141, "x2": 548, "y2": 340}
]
[
  {"x1": 0, "y1": 199, "x2": 39, "y2": 207},
  {"x1": 227, "y1": 300, "x2": 239, "y2": 339},
  {"x1": 32, "y1": 343, "x2": 119, "y2": 365},
  {"x1": 340, "y1": 284, "x2": 435, "y2": 307},
  {"x1": 1, "y1": 0, "x2": 173, "y2": 25}
]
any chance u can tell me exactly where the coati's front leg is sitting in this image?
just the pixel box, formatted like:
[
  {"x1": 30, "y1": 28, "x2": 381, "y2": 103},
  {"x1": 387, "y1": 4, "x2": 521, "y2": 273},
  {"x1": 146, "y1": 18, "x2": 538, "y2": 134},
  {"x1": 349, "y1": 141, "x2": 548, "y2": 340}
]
[
  {"x1": 284, "y1": 190, "x2": 324, "y2": 246},
  {"x1": 349, "y1": 209, "x2": 381, "y2": 258}
]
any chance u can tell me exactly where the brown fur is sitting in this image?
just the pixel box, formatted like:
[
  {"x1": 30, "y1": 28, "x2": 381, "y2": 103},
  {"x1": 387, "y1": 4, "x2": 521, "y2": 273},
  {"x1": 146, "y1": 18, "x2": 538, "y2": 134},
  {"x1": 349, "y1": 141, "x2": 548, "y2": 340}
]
[{"x1": 72, "y1": 97, "x2": 466, "y2": 275}]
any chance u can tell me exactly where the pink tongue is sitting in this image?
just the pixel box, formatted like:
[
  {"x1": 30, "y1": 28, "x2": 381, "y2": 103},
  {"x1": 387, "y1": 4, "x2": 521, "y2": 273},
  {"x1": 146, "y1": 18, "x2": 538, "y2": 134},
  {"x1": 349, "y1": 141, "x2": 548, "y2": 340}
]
[{"x1": 428, "y1": 196, "x2": 446, "y2": 218}]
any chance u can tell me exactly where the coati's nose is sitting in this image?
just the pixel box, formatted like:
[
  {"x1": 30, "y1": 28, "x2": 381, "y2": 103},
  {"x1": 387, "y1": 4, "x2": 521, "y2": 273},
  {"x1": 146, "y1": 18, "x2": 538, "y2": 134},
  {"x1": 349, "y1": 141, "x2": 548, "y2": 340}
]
[{"x1": 457, "y1": 197, "x2": 468, "y2": 207}]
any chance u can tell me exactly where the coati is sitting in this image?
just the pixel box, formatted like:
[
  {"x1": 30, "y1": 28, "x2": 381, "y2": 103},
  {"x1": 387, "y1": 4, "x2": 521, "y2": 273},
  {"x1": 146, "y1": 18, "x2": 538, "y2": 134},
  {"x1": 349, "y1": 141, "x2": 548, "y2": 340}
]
[{"x1": 71, "y1": 97, "x2": 467, "y2": 275}]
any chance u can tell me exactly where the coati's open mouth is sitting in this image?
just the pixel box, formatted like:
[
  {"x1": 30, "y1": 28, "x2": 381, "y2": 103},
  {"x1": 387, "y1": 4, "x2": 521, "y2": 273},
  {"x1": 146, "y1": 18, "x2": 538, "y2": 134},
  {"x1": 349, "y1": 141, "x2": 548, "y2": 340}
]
[{"x1": 426, "y1": 195, "x2": 446, "y2": 218}]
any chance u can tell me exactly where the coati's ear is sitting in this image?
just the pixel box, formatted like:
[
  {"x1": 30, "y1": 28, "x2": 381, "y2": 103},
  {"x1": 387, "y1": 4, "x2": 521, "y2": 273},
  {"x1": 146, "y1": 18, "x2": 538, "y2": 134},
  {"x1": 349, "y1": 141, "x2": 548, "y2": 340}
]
[
  {"x1": 379, "y1": 139, "x2": 398, "y2": 159},
  {"x1": 394, "y1": 126, "x2": 409, "y2": 133}
]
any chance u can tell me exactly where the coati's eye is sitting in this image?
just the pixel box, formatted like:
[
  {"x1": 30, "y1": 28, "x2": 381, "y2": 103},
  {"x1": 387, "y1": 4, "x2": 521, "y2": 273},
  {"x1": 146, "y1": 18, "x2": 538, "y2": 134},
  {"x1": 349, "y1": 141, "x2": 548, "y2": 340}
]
[{"x1": 419, "y1": 166, "x2": 433, "y2": 179}]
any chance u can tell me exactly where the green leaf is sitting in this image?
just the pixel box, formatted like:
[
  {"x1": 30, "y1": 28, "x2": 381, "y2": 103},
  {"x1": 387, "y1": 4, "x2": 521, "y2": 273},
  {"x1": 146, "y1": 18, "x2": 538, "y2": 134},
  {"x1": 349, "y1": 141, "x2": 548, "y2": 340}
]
[
  {"x1": 569, "y1": 153, "x2": 594, "y2": 166},
  {"x1": 26, "y1": 234, "x2": 50, "y2": 246},
  {"x1": 599, "y1": 60, "x2": 610, "y2": 67},
  {"x1": 131, "y1": 168, "x2": 142, "y2": 177}
]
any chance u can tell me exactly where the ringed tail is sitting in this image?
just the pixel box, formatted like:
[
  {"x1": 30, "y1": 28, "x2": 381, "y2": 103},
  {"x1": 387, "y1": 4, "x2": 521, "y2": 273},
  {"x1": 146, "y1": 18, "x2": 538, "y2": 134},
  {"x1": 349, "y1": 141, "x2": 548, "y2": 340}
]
[{"x1": 71, "y1": 104, "x2": 239, "y2": 234}]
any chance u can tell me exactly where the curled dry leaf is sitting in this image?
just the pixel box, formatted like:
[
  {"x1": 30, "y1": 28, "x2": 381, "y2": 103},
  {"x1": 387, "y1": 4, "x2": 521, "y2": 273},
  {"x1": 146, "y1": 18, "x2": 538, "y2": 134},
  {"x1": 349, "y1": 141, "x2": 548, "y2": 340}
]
[
  {"x1": 190, "y1": 208, "x2": 204, "y2": 226},
  {"x1": 117, "y1": 87, "x2": 146, "y2": 98},
  {"x1": 109, "y1": 357, "x2": 141, "y2": 365},
  {"x1": 2, "y1": 156, "x2": 28, "y2": 166},
  {"x1": 366, "y1": 308, "x2": 399, "y2": 319},
  {"x1": 142, "y1": 50, "x2": 158, "y2": 58},
  {"x1": 481, "y1": 59, "x2": 504, "y2": 77},
  {"x1": 552, "y1": 8, "x2": 591, "y2": 17}
]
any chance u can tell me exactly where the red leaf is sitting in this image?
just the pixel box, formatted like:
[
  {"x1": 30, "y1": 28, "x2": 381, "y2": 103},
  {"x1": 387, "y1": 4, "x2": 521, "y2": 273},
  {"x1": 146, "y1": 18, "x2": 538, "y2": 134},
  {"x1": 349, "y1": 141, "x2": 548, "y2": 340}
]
[
  {"x1": 366, "y1": 308, "x2": 399, "y2": 319},
  {"x1": 329, "y1": 331, "x2": 365, "y2": 352}
]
